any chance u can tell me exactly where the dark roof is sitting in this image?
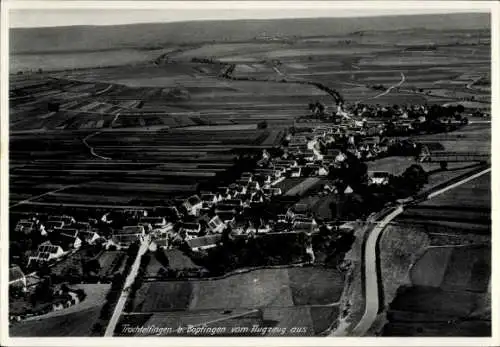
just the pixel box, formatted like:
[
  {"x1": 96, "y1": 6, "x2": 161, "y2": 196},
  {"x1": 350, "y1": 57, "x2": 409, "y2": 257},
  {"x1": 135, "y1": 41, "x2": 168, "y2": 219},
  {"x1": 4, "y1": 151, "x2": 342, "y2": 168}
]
[
  {"x1": 186, "y1": 195, "x2": 202, "y2": 206},
  {"x1": 187, "y1": 234, "x2": 221, "y2": 249},
  {"x1": 217, "y1": 211, "x2": 236, "y2": 221},
  {"x1": 37, "y1": 243, "x2": 61, "y2": 254},
  {"x1": 116, "y1": 225, "x2": 144, "y2": 235},
  {"x1": 182, "y1": 222, "x2": 200, "y2": 230},
  {"x1": 45, "y1": 221, "x2": 64, "y2": 229},
  {"x1": 141, "y1": 217, "x2": 165, "y2": 224},
  {"x1": 201, "y1": 194, "x2": 216, "y2": 201},
  {"x1": 9, "y1": 266, "x2": 25, "y2": 282},
  {"x1": 49, "y1": 233, "x2": 79, "y2": 251},
  {"x1": 215, "y1": 204, "x2": 238, "y2": 212}
]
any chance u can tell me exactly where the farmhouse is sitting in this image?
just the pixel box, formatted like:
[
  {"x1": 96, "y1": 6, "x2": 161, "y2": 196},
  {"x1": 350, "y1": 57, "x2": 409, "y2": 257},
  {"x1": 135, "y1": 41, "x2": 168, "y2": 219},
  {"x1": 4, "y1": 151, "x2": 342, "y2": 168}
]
[
  {"x1": 14, "y1": 219, "x2": 35, "y2": 234},
  {"x1": 186, "y1": 234, "x2": 222, "y2": 251},
  {"x1": 140, "y1": 216, "x2": 168, "y2": 228},
  {"x1": 48, "y1": 215, "x2": 76, "y2": 225},
  {"x1": 180, "y1": 222, "x2": 202, "y2": 240},
  {"x1": 292, "y1": 218, "x2": 318, "y2": 233},
  {"x1": 28, "y1": 241, "x2": 65, "y2": 265},
  {"x1": 73, "y1": 222, "x2": 91, "y2": 230},
  {"x1": 207, "y1": 215, "x2": 225, "y2": 234},
  {"x1": 111, "y1": 225, "x2": 146, "y2": 248},
  {"x1": 77, "y1": 230, "x2": 101, "y2": 244},
  {"x1": 217, "y1": 211, "x2": 237, "y2": 225},
  {"x1": 200, "y1": 193, "x2": 220, "y2": 206},
  {"x1": 369, "y1": 171, "x2": 391, "y2": 185},
  {"x1": 182, "y1": 195, "x2": 203, "y2": 216},
  {"x1": 9, "y1": 265, "x2": 27, "y2": 292},
  {"x1": 290, "y1": 167, "x2": 302, "y2": 178},
  {"x1": 50, "y1": 233, "x2": 82, "y2": 251}
]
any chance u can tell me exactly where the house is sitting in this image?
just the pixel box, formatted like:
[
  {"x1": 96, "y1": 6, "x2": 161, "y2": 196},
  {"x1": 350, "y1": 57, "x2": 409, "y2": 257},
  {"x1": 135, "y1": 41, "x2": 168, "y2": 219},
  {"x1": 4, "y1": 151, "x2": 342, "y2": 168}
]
[
  {"x1": 276, "y1": 159, "x2": 298, "y2": 168},
  {"x1": 200, "y1": 202, "x2": 213, "y2": 214},
  {"x1": 73, "y1": 222, "x2": 91, "y2": 231},
  {"x1": 140, "y1": 217, "x2": 168, "y2": 228},
  {"x1": 111, "y1": 225, "x2": 145, "y2": 248},
  {"x1": 250, "y1": 193, "x2": 264, "y2": 204},
  {"x1": 318, "y1": 166, "x2": 329, "y2": 176},
  {"x1": 77, "y1": 230, "x2": 101, "y2": 244},
  {"x1": 216, "y1": 187, "x2": 232, "y2": 200},
  {"x1": 186, "y1": 234, "x2": 222, "y2": 251},
  {"x1": 369, "y1": 171, "x2": 390, "y2": 185},
  {"x1": 292, "y1": 218, "x2": 318, "y2": 233},
  {"x1": 48, "y1": 215, "x2": 76, "y2": 225},
  {"x1": 262, "y1": 187, "x2": 282, "y2": 197},
  {"x1": 217, "y1": 211, "x2": 236, "y2": 225},
  {"x1": 247, "y1": 181, "x2": 261, "y2": 193},
  {"x1": 9, "y1": 265, "x2": 27, "y2": 291},
  {"x1": 290, "y1": 167, "x2": 302, "y2": 178},
  {"x1": 225, "y1": 198, "x2": 243, "y2": 207},
  {"x1": 182, "y1": 195, "x2": 203, "y2": 216},
  {"x1": 255, "y1": 173, "x2": 273, "y2": 185},
  {"x1": 215, "y1": 203, "x2": 238, "y2": 215},
  {"x1": 14, "y1": 220, "x2": 35, "y2": 234},
  {"x1": 207, "y1": 215, "x2": 225, "y2": 234},
  {"x1": 200, "y1": 193, "x2": 220, "y2": 206},
  {"x1": 180, "y1": 222, "x2": 202, "y2": 240},
  {"x1": 44, "y1": 221, "x2": 65, "y2": 233},
  {"x1": 50, "y1": 233, "x2": 82, "y2": 251},
  {"x1": 240, "y1": 172, "x2": 253, "y2": 182},
  {"x1": 59, "y1": 228, "x2": 78, "y2": 238},
  {"x1": 28, "y1": 242, "x2": 65, "y2": 265},
  {"x1": 229, "y1": 183, "x2": 247, "y2": 195}
]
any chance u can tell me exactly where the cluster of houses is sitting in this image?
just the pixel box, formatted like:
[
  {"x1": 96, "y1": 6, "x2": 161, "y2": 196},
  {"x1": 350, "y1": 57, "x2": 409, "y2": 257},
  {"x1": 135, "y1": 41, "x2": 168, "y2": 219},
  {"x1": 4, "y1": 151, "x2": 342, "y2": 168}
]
[
  {"x1": 12, "y1": 117, "x2": 405, "y2": 273},
  {"x1": 13, "y1": 214, "x2": 101, "y2": 267}
]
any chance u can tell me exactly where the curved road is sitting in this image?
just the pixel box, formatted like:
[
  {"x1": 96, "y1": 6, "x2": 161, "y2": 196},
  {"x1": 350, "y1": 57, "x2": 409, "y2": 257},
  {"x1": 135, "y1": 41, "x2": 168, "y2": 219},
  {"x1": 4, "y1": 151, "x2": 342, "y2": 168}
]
[
  {"x1": 82, "y1": 132, "x2": 112, "y2": 160},
  {"x1": 350, "y1": 166, "x2": 491, "y2": 336}
]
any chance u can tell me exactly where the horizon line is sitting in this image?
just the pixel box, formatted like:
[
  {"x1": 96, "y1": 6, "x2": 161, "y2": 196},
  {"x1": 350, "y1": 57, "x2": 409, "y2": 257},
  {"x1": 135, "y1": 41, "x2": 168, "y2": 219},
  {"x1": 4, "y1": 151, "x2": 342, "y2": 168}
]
[{"x1": 10, "y1": 11, "x2": 490, "y2": 29}]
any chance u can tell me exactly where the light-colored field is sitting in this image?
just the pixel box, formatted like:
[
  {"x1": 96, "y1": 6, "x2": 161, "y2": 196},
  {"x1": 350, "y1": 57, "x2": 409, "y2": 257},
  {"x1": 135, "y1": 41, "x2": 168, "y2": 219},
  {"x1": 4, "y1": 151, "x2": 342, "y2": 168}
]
[{"x1": 10, "y1": 48, "x2": 173, "y2": 73}]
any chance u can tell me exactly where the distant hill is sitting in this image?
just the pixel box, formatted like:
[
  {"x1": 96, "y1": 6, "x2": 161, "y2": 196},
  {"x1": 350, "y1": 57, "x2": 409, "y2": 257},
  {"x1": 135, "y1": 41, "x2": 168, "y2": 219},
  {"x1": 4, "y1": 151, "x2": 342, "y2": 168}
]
[{"x1": 10, "y1": 13, "x2": 490, "y2": 54}]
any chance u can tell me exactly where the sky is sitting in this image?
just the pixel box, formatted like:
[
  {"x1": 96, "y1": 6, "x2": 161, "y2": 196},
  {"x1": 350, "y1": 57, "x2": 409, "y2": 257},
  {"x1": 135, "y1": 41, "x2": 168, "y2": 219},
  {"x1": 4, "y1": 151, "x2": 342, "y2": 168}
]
[{"x1": 9, "y1": 6, "x2": 489, "y2": 28}]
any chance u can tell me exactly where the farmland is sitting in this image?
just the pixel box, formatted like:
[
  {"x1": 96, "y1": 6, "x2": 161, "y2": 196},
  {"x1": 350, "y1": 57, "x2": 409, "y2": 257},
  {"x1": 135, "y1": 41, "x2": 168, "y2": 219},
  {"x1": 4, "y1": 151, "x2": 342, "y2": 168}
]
[
  {"x1": 379, "y1": 170, "x2": 491, "y2": 336},
  {"x1": 8, "y1": 13, "x2": 491, "y2": 338},
  {"x1": 9, "y1": 23, "x2": 490, "y2": 213},
  {"x1": 119, "y1": 267, "x2": 344, "y2": 335}
]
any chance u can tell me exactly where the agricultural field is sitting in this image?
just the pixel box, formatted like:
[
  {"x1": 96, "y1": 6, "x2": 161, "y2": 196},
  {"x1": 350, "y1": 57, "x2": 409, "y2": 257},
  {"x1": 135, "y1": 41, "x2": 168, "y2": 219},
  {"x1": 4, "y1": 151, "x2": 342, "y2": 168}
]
[
  {"x1": 132, "y1": 267, "x2": 344, "y2": 312},
  {"x1": 121, "y1": 267, "x2": 343, "y2": 335},
  {"x1": 379, "y1": 170, "x2": 491, "y2": 336}
]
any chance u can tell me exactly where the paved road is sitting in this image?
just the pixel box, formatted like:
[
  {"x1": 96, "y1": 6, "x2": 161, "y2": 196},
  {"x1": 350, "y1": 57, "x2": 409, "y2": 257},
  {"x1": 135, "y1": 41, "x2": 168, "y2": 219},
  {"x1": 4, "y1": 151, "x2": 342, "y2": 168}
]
[
  {"x1": 105, "y1": 234, "x2": 151, "y2": 337},
  {"x1": 350, "y1": 166, "x2": 491, "y2": 336}
]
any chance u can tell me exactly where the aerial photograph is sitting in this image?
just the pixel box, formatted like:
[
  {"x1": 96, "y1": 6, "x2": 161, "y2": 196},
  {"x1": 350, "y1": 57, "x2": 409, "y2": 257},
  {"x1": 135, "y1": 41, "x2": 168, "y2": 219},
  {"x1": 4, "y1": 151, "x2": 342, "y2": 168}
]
[{"x1": 5, "y1": 3, "x2": 492, "y2": 340}]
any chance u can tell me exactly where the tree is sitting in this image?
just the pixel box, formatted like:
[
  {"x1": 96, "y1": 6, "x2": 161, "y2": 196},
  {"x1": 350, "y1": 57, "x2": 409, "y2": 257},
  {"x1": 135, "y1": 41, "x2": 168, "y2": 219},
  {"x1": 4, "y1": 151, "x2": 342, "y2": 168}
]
[
  {"x1": 401, "y1": 164, "x2": 428, "y2": 190},
  {"x1": 257, "y1": 121, "x2": 268, "y2": 129}
]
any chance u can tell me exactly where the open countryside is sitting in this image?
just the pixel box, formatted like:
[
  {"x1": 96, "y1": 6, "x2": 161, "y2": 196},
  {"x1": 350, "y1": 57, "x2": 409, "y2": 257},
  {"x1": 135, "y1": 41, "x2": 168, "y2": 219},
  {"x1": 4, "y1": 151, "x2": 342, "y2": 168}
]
[{"x1": 7, "y1": 10, "x2": 491, "y2": 339}]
